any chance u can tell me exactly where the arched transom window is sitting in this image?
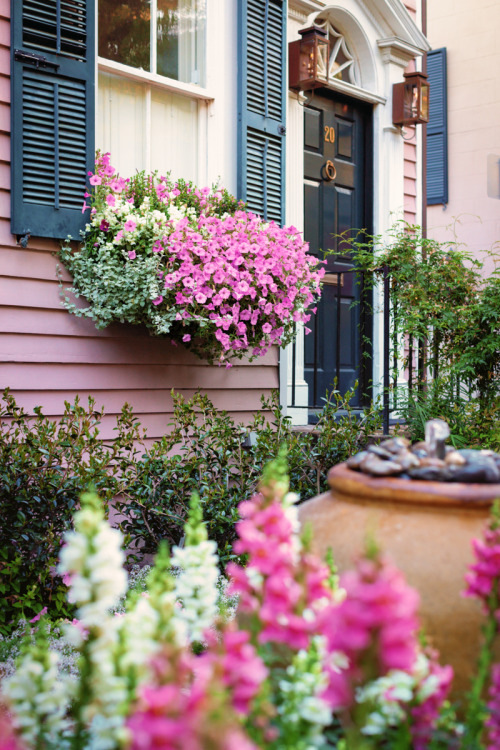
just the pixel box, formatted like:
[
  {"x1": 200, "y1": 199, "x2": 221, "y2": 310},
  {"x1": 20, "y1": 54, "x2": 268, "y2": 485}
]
[{"x1": 314, "y1": 19, "x2": 358, "y2": 86}]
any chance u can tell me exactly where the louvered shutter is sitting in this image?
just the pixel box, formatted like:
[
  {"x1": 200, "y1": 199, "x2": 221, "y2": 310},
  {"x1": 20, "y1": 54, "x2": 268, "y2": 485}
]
[
  {"x1": 238, "y1": 0, "x2": 286, "y2": 225},
  {"x1": 11, "y1": 0, "x2": 95, "y2": 239},
  {"x1": 426, "y1": 48, "x2": 448, "y2": 205}
]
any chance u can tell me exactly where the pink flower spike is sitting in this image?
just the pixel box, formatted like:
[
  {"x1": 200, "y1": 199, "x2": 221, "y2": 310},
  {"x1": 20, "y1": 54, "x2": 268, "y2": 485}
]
[
  {"x1": 29, "y1": 606, "x2": 47, "y2": 624},
  {"x1": 62, "y1": 572, "x2": 73, "y2": 586}
]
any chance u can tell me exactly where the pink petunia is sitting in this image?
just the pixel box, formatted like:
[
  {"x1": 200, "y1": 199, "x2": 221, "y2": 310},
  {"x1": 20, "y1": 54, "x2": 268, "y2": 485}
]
[
  {"x1": 124, "y1": 219, "x2": 137, "y2": 232},
  {"x1": 89, "y1": 174, "x2": 102, "y2": 186},
  {"x1": 128, "y1": 250, "x2": 136, "y2": 260}
]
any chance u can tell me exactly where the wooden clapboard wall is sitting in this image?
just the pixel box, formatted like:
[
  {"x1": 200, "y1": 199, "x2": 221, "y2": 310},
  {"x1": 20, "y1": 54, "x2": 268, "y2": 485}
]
[{"x1": 0, "y1": 3, "x2": 278, "y2": 443}]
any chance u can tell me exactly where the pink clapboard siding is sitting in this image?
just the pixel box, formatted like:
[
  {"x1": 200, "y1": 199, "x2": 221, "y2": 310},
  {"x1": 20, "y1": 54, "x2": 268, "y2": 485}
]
[
  {"x1": 402, "y1": 0, "x2": 419, "y2": 226},
  {"x1": 0, "y1": 7, "x2": 278, "y2": 440}
]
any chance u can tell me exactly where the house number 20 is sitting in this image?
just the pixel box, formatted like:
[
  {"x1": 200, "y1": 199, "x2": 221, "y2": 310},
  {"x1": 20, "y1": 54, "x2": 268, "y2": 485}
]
[{"x1": 324, "y1": 126, "x2": 335, "y2": 143}]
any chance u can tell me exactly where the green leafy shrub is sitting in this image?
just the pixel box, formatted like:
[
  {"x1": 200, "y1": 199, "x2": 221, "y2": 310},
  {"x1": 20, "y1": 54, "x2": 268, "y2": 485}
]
[
  {"x1": 0, "y1": 386, "x2": 380, "y2": 630},
  {"x1": 0, "y1": 390, "x2": 143, "y2": 633},
  {"x1": 397, "y1": 379, "x2": 500, "y2": 451},
  {"x1": 116, "y1": 387, "x2": 382, "y2": 568},
  {"x1": 348, "y1": 222, "x2": 500, "y2": 445}
]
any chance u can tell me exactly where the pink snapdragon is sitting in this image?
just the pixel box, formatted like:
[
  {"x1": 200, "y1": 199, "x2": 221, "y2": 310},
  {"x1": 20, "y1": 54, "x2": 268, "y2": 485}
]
[
  {"x1": 29, "y1": 607, "x2": 47, "y2": 624},
  {"x1": 321, "y1": 554, "x2": 420, "y2": 710},
  {"x1": 228, "y1": 484, "x2": 332, "y2": 652},
  {"x1": 0, "y1": 706, "x2": 24, "y2": 750},
  {"x1": 486, "y1": 663, "x2": 500, "y2": 749},
  {"x1": 410, "y1": 651, "x2": 453, "y2": 750},
  {"x1": 202, "y1": 627, "x2": 268, "y2": 716},
  {"x1": 464, "y1": 523, "x2": 500, "y2": 619},
  {"x1": 126, "y1": 648, "x2": 258, "y2": 750}
]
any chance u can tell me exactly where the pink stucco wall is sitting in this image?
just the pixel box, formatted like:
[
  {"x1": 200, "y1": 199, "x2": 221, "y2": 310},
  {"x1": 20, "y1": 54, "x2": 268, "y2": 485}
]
[
  {"x1": 0, "y1": 5, "x2": 278, "y2": 439},
  {"x1": 427, "y1": 0, "x2": 500, "y2": 276}
]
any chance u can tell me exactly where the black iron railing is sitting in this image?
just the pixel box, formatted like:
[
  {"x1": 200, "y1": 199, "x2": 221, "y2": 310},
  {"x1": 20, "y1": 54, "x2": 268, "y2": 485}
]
[{"x1": 287, "y1": 266, "x2": 426, "y2": 435}]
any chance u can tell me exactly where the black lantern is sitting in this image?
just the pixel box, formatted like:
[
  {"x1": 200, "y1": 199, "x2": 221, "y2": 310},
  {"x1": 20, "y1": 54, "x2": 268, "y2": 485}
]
[
  {"x1": 289, "y1": 26, "x2": 330, "y2": 91},
  {"x1": 392, "y1": 70, "x2": 429, "y2": 126}
]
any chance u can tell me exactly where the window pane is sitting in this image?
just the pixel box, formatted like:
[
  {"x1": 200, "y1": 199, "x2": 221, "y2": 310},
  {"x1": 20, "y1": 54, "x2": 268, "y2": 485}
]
[
  {"x1": 97, "y1": 72, "x2": 147, "y2": 175},
  {"x1": 157, "y1": 0, "x2": 206, "y2": 85},
  {"x1": 99, "y1": 0, "x2": 151, "y2": 71},
  {"x1": 97, "y1": 73, "x2": 199, "y2": 182},
  {"x1": 151, "y1": 88, "x2": 198, "y2": 181}
]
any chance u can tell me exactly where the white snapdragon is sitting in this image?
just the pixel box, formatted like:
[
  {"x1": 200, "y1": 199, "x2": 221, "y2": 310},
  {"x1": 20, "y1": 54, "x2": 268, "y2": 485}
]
[
  {"x1": 58, "y1": 505, "x2": 127, "y2": 627},
  {"x1": 276, "y1": 638, "x2": 332, "y2": 749},
  {"x1": 356, "y1": 670, "x2": 415, "y2": 736},
  {"x1": 3, "y1": 639, "x2": 73, "y2": 747},
  {"x1": 83, "y1": 622, "x2": 129, "y2": 750},
  {"x1": 57, "y1": 495, "x2": 129, "y2": 748},
  {"x1": 119, "y1": 596, "x2": 160, "y2": 672},
  {"x1": 170, "y1": 494, "x2": 220, "y2": 642},
  {"x1": 171, "y1": 538, "x2": 219, "y2": 642}
]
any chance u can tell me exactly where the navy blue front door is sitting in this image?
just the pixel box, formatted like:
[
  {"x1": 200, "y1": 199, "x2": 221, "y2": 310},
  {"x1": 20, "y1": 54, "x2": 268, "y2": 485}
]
[{"x1": 303, "y1": 93, "x2": 372, "y2": 411}]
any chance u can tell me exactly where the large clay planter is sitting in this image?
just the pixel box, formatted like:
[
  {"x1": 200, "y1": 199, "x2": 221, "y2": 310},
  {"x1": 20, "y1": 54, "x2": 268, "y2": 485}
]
[{"x1": 298, "y1": 462, "x2": 500, "y2": 696}]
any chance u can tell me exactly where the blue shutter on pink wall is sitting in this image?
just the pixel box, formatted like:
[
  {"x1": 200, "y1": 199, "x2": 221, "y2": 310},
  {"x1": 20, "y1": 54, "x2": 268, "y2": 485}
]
[
  {"x1": 237, "y1": 0, "x2": 287, "y2": 225},
  {"x1": 11, "y1": 0, "x2": 95, "y2": 240},
  {"x1": 426, "y1": 48, "x2": 448, "y2": 206}
]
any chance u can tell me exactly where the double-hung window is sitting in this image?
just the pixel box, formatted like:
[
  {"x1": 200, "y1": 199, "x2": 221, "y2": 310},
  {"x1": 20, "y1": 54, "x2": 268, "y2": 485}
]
[{"x1": 97, "y1": 0, "x2": 208, "y2": 181}]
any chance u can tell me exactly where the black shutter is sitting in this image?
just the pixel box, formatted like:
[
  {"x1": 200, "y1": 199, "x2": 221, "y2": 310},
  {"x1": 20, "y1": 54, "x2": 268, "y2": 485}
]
[
  {"x1": 11, "y1": 0, "x2": 95, "y2": 239},
  {"x1": 238, "y1": 0, "x2": 286, "y2": 225},
  {"x1": 426, "y1": 48, "x2": 448, "y2": 205}
]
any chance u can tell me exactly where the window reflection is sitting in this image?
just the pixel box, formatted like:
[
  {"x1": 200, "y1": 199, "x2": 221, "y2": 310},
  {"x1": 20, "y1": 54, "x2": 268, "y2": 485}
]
[
  {"x1": 98, "y1": 0, "x2": 206, "y2": 86},
  {"x1": 98, "y1": 0, "x2": 151, "y2": 71}
]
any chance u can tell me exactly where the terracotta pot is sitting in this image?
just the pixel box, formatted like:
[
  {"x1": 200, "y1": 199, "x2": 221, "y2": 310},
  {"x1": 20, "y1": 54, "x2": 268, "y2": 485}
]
[{"x1": 298, "y1": 462, "x2": 500, "y2": 695}]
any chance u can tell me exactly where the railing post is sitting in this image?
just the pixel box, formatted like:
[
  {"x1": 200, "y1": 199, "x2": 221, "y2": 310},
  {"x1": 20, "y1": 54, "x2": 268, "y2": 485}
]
[
  {"x1": 383, "y1": 265, "x2": 390, "y2": 436},
  {"x1": 336, "y1": 271, "x2": 342, "y2": 387}
]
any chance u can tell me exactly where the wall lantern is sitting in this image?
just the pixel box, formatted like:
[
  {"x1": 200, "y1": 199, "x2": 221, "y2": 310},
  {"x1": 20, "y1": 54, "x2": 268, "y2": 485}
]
[
  {"x1": 289, "y1": 26, "x2": 330, "y2": 91},
  {"x1": 392, "y1": 71, "x2": 429, "y2": 126}
]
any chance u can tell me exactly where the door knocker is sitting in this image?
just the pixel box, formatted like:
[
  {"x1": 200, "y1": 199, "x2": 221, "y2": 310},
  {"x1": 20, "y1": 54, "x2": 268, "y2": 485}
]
[{"x1": 322, "y1": 159, "x2": 337, "y2": 182}]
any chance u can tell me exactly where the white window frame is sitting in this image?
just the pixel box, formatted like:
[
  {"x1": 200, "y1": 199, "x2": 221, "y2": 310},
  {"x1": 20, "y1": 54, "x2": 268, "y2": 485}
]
[{"x1": 96, "y1": 0, "x2": 214, "y2": 183}]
